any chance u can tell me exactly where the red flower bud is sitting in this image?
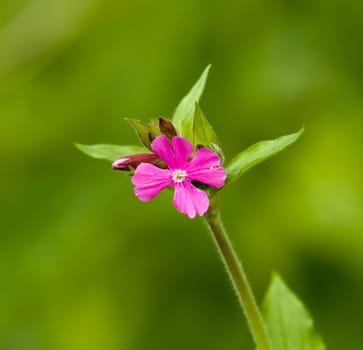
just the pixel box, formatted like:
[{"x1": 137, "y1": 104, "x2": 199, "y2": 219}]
[
  {"x1": 158, "y1": 117, "x2": 178, "y2": 139},
  {"x1": 112, "y1": 153, "x2": 164, "y2": 171}
]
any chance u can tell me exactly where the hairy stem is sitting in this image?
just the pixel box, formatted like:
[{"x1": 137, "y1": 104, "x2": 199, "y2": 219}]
[{"x1": 204, "y1": 196, "x2": 272, "y2": 350}]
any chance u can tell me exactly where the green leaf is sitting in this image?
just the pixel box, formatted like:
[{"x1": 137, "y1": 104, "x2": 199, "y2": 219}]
[
  {"x1": 193, "y1": 102, "x2": 221, "y2": 148},
  {"x1": 75, "y1": 143, "x2": 146, "y2": 162},
  {"x1": 172, "y1": 65, "x2": 211, "y2": 140},
  {"x1": 126, "y1": 118, "x2": 160, "y2": 149},
  {"x1": 262, "y1": 273, "x2": 325, "y2": 350},
  {"x1": 225, "y1": 128, "x2": 303, "y2": 187}
]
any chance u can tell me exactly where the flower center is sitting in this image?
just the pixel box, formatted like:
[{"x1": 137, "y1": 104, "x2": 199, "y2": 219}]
[{"x1": 172, "y1": 169, "x2": 187, "y2": 183}]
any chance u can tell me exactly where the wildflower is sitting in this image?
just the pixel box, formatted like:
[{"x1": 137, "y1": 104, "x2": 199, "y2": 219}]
[{"x1": 131, "y1": 135, "x2": 226, "y2": 218}]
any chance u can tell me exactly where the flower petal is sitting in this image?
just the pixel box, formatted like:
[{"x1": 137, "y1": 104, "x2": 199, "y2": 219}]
[
  {"x1": 187, "y1": 147, "x2": 221, "y2": 169},
  {"x1": 172, "y1": 137, "x2": 194, "y2": 168},
  {"x1": 188, "y1": 167, "x2": 226, "y2": 188},
  {"x1": 151, "y1": 135, "x2": 176, "y2": 168},
  {"x1": 173, "y1": 180, "x2": 209, "y2": 219},
  {"x1": 186, "y1": 148, "x2": 226, "y2": 188},
  {"x1": 132, "y1": 163, "x2": 172, "y2": 201}
]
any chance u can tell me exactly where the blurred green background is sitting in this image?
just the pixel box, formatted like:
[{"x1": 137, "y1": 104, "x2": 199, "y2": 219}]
[{"x1": 1, "y1": 0, "x2": 362, "y2": 349}]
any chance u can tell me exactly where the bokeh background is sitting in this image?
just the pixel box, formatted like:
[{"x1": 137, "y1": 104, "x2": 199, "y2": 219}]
[{"x1": 1, "y1": 0, "x2": 362, "y2": 349}]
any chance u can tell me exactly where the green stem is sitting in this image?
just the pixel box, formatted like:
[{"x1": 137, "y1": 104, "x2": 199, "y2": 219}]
[{"x1": 204, "y1": 196, "x2": 272, "y2": 350}]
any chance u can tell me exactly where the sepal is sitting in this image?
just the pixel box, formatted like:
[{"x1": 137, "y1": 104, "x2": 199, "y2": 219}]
[{"x1": 126, "y1": 118, "x2": 160, "y2": 150}]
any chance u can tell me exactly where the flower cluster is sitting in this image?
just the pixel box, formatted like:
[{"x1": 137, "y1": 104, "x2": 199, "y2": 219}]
[{"x1": 77, "y1": 66, "x2": 302, "y2": 220}]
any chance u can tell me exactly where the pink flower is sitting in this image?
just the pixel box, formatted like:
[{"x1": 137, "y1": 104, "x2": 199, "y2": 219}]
[{"x1": 131, "y1": 135, "x2": 226, "y2": 218}]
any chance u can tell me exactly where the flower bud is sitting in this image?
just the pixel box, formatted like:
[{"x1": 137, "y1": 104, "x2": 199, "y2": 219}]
[
  {"x1": 158, "y1": 117, "x2": 178, "y2": 139},
  {"x1": 112, "y1": 153, "x2": 164, "y2": 171}
]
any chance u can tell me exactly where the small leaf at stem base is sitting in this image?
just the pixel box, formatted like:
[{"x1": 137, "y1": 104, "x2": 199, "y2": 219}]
[{"x1": 261, "y1": 273, "x2": 326, "y2": 350}]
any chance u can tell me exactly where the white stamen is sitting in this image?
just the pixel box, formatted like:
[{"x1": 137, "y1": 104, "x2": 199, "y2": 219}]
[{"x1": 172, "y1": 169, "x2": 187, "y2": 183}]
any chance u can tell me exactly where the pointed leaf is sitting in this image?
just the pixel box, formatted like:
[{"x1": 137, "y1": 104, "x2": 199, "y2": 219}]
[
  {"x1": 225, "y1": 128, "x2": 303, "y2": 187},
  {"x1": 75, "y1": 143, "x2": 146, "y2": 162},
  {"x1": 126, "y1": 118, "x2": 160, "y2": 149},
  {"x1": 172, "y1": 65, "x2": 211, "y2": 140},
  {"x1": 262, "y1": 273, "x2": 325, "y2": 350},
  {"x1": 193, "y1": 103, "x2": 221, "y2": 148}
]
